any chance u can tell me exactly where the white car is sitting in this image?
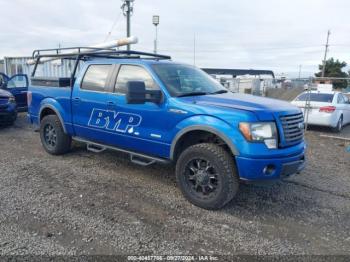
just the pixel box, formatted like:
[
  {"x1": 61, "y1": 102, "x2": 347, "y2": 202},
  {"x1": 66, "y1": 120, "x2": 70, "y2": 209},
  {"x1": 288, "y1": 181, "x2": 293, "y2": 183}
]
[{"x1": 291, "y1": 91, "x2": 350, "y2": 132}]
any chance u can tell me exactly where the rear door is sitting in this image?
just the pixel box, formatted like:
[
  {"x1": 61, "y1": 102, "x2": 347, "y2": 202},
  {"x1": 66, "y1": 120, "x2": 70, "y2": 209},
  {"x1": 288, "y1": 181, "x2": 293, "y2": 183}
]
[
  {"x1": 6, "y1": 74, "x2": 28, "y2": 110},
  {"x1": 71, "y1": 63, "x2": 117, "y2": 144},
  {"x1": 340, "y1": 94, "x2": 350, "y2": 124}
]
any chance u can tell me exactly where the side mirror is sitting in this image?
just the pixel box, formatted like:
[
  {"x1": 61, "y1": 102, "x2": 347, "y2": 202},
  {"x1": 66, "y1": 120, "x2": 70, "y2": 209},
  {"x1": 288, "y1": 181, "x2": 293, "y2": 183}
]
[
  {"x1": 126, "y1": 81, "x2": 146, "y2": 104},
  {"x1": 0, "y1": 82, "x2": 7, "y2": 89},
  {"x1": 126, "y1": 81, "x2": 162, "y2": 104}
]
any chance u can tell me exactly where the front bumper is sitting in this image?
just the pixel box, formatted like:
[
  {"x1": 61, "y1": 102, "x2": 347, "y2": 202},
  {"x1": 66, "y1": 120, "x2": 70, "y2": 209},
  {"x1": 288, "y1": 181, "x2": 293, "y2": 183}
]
[
  {"x1": 235, "y1": 149, "x2": 305, "y2": 182},
  {"x1": 0, "y1": 104, "x2": 17, "y2": 123}
]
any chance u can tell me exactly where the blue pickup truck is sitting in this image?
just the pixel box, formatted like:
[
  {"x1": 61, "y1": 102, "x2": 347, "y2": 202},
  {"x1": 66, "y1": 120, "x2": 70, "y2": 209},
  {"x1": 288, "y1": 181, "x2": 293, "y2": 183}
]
[{"x1": 28, "y1": 49, "x2": 305, "y2": 209}]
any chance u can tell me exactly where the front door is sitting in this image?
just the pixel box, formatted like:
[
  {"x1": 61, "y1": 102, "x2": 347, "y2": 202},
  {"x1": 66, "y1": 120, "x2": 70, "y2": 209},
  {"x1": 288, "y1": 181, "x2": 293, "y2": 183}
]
[
  {"x1": 6, "y1": 74, "x2": 28, "y2": 110},
  {"x1": 109, "y1": 64, "x2": 173, "y2": 158}
]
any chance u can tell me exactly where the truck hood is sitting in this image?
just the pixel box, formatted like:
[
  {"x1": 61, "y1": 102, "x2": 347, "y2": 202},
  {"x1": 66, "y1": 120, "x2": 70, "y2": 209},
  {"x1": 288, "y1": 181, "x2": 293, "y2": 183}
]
[
  {"x1": 179, "y1": 92, "x2": 301, "y2": 121},
  {"x1": 0, "y1": 89, "x2": 11, "y2": 97}
]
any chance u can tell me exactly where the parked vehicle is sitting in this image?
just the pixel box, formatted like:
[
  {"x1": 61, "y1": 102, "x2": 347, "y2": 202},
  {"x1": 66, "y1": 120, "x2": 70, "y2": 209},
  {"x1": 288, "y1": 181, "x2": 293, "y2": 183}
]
[
  {"x1": 0, "y1": 88, "x2": 17, "y2": 125},
  {"x1": 291, "y1": 91, "x2": 350, "y2": 132},
  {"x1": 0, "y1": 72, "x2": 28, "y2": 111},
  {"x1": 28, "y1": 48, "x2": 306, "y2": 210}
]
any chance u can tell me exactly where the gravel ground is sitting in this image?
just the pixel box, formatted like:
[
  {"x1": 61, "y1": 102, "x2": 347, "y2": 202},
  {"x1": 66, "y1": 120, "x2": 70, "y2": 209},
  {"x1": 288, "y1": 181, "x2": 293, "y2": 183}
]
[{"x1": 0, "y1": 113, "x2": 349, "y2": 256}]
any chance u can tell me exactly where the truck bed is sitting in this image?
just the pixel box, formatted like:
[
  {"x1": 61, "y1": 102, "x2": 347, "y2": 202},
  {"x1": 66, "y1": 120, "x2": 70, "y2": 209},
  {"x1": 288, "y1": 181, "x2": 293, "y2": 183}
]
[{"x1": 28, "y1": 79, "x2": 73, "y2": 133}]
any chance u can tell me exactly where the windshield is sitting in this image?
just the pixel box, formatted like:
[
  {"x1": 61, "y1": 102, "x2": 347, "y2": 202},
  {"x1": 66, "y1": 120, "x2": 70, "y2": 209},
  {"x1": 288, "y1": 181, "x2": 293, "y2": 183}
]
[
  {"x1": 295, "y1": 93, "x2": 334, "y2": 103},
  {"x1": 152, "y1": 64, "x2": 227, "y2": 97}
]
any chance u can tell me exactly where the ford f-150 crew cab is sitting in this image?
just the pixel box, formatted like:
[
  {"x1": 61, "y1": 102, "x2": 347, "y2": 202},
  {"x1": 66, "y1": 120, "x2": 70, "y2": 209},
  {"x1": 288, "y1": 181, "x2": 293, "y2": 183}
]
[{"x1": 28, "y1": 48, "x2": 306, "y2": 209}]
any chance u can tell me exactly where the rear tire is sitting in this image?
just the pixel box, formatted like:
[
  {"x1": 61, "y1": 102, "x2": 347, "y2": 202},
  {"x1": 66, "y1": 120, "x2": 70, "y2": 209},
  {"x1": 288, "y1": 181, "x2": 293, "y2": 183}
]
[
  {"x1": 40, "y1": 115, "x2": 71, "y2": 155},
  {"x1": 332, "y1": 116, "x2": 343, "y2": 133},
  {"x1": 176, "y1": 143, "x2": 239, "y2": 210}
]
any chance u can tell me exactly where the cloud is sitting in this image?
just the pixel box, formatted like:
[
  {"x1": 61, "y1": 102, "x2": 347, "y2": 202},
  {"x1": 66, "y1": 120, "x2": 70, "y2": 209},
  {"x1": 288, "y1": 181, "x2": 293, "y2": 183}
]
[{"x1": 0, "y1": 0, "x2": 349, "y2": 77}]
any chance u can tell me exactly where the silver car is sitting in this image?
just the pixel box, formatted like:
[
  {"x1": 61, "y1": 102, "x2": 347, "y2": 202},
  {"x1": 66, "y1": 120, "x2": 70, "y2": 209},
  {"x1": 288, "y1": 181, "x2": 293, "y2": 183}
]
[{"x1": 291, "y1": 91, "x2": 350, "y2": 132}]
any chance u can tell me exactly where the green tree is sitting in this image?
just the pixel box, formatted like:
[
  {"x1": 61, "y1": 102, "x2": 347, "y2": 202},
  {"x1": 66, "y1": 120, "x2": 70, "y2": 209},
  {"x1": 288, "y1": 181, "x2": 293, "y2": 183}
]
[{"x1": 315, "y1": 58, "x2": 348, "y2": 89}]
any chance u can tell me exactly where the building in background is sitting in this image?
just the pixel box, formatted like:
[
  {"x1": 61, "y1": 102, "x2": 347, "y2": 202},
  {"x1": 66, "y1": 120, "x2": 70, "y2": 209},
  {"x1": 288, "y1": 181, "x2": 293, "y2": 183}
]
[
  {"x1": 202, "y1": 68, "x2": 276, "y2": 96},
  {"x1": 0, "y1": 59, "x2": 4, "y2": 73},
  {"x1": 1, "y1": 56, "x2": 78, "y2": 77}
]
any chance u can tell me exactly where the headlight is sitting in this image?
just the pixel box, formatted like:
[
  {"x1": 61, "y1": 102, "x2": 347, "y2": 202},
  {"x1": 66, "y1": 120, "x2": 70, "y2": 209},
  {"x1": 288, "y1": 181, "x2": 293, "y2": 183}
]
[
  {"x1": 239, "y1": 122, "x2": 278, "y2": 149},
  {"x1": 8, "y1": 96, "x2": 16, "y2": 103}
]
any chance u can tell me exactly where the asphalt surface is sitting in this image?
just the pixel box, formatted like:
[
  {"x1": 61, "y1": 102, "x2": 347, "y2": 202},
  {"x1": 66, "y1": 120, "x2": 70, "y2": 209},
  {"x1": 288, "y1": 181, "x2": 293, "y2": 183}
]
[{"x1": 0, "y1": 114, "x2": 349, "y2": 256}]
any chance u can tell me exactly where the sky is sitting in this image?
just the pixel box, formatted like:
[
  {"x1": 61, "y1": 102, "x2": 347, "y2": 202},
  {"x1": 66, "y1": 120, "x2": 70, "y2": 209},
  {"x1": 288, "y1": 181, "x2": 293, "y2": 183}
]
[{"x1": 0, "y1": 0, "x2": 349, "y2": 77}]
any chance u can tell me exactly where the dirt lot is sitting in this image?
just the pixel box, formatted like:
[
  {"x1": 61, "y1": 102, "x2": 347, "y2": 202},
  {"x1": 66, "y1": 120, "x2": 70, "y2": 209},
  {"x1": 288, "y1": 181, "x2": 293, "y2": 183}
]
[{"x1": 0, "y1": 113, "x2": 349, "y2": 256}]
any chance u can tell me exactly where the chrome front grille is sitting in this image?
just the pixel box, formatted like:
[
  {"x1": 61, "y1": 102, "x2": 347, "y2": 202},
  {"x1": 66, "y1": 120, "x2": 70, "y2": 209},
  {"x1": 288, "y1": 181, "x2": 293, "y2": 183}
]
[
  {"x1": 279, "y1": 113, "x2": 304, "y2": 147},
  {"x1": 0, "y1": 97, "x2": 9, "y2": 109}
]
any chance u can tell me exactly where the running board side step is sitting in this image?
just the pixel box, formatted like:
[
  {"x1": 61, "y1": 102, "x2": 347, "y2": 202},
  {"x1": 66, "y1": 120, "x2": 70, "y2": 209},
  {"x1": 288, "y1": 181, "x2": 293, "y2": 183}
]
[
  {"x1": 73, "y1": 137, "x2": 170, "y2": 166},
  {"x1": 130, "y1": 155, "x2": 156, "y2": 166},
  {"x1": 87, "y1": 143, "x2": 106, "y2": 153}
]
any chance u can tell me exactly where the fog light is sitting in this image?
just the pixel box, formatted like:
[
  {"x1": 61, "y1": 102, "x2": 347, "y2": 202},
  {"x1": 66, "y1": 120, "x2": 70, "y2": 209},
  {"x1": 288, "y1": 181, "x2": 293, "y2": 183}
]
[
  {"x1": 264, "y1": 139, "x2": 277, "y2": 149},
  {"x1": 263, "y1": 165, "x2": 276, "y2": 176}
]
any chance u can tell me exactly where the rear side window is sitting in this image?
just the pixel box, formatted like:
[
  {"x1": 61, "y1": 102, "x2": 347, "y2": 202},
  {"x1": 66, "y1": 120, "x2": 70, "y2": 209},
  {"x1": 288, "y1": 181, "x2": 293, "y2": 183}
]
[
  {"x1": 81, "y1": 65, "x2": 112, "y2": 92},
  {"x1": 115, "y1": 65, "x2": 158, "y2": 95},
  {"x1": 295, "y1": 93, "x2": 334, "y2": 103},
  {"x1": 343, "y1": 94, "x2": 350, "y2": 104},
  {"x1": 337, "y1": 94, "x2": 345, "y2": 104}
]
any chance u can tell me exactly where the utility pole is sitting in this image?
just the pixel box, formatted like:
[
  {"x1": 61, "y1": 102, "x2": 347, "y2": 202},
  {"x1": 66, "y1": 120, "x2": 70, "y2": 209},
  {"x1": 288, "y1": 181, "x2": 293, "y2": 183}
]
[
  {"x1": 193, "y1": 33, "x2": 196, "y2": 66},
  {"x1": 298, "y1": 64, "x2": 302, "y2": 79},
  {"x1": 121, "y1": 0, "x2": 134, "y2": 51},
  {"x1": 321, "y1": 30, "x2": 331, "y2": 77}
]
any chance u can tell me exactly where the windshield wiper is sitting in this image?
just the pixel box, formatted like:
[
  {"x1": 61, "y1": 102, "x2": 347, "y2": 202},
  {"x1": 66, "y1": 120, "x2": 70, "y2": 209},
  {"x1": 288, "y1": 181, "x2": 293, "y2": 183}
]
[
  {"x1": 177, "y1": 92, "x2": 209, "y2": 97},
  {"x1": 210, "y1": 89, "x2": 228, "y2": 95}
]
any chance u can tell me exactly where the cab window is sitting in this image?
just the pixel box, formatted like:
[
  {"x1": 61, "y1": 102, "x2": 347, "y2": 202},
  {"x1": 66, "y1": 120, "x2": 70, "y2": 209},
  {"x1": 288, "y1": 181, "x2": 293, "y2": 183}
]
[
  {"x1": 115, "y1": 65, "x2": 159, "y2": 95},
  {"x1": 81, "y1": 65, "x2": 113, "y2": 92}
]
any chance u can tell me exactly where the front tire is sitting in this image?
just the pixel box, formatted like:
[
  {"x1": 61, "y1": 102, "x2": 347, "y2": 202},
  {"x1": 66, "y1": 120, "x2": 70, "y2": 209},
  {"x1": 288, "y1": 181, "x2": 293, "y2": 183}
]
[
  {"x1": 40, "y1": 115, "x2": 71, "y2": 155},
  {"x1": 176, "y1": 143, "x2": 239, "y2": 210}
]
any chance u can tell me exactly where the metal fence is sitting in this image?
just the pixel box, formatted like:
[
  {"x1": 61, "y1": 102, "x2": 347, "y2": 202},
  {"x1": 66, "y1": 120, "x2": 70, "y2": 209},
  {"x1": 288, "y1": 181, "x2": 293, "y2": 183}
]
[
  {"x1": 2, "y1": 57, "x2": 80, "y2": 77},
  {"x1": 0, "y1": 60, "x2": 4, "y2": 73},
  {"x1": 217, "y1": 77, "x2": 277, "y2": 96}
]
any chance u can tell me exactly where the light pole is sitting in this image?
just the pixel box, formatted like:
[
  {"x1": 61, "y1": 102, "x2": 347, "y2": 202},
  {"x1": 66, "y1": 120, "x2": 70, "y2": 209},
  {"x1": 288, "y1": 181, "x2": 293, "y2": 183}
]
[{"x1": 153, "y1": 15, "x2": 159, "y2": 54}]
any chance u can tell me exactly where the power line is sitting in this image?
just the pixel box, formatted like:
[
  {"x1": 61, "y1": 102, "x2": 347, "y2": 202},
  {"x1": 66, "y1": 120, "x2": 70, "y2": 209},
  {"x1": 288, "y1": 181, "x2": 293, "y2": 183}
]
[
  {"x1": 157, "y1": 47, "x2": 324, "y2": 53},
  {"x1": 104, "y1": 10, "x2": 123, "y2": 42}
]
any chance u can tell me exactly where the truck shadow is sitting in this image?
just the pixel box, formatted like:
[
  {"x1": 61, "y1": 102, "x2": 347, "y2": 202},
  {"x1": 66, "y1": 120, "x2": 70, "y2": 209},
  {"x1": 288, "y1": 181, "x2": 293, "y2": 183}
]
[
  {"x1": 68, "y1": 144, "x2": 321, "y2": 218},
  {"x1": 0, "y1": 123, "x2": 16, "y2": 130}
]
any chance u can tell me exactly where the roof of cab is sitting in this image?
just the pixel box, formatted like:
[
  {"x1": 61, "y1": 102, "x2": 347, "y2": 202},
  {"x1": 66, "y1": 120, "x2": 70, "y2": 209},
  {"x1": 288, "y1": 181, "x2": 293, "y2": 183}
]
[{"x1": 85, "y1": 58, "x2": 175, "y2": 66}]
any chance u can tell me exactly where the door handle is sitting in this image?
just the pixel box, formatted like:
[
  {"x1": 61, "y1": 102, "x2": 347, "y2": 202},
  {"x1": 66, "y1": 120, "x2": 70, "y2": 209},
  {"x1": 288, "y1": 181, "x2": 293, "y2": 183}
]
[
  {"x1": 73, "y1": 97, "x2": 81, "y2": 104},
  {"x1": 107, "y1": 101, "x2": 116, "y2": 108}
]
